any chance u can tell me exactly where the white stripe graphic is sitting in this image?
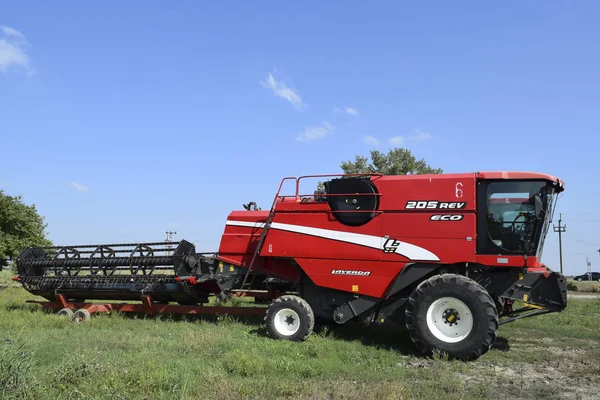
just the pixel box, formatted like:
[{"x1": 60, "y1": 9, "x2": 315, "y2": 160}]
[{"x1": 225, "y1": 220, "x2": 440, "y2": 261}]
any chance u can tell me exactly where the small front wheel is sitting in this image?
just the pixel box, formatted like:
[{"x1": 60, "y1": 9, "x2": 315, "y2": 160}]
[{"x1": 264, "y1": 295, "x2": 314, "y2": 341}]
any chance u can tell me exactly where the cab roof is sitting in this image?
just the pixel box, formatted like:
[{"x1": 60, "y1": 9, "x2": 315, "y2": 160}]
[{"x1": 372, "y1": 171, "x2": 564, "y2": 190}]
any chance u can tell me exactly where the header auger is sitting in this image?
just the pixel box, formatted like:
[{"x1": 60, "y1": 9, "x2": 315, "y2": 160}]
[{"x1": 14, "y1": 171, "x2": 567, "y2": 360}]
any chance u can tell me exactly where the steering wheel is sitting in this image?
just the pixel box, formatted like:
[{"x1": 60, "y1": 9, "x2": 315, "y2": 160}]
[
  {"x1": 509, "y1": 213, "x2": 525, "y2": 232},
  {"x1": 510, "y1": 212, "x2": 536, "y2": 232}
]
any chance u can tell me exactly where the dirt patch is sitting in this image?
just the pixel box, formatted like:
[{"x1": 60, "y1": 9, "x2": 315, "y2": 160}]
[
  {"x1": 492, "y1": 363, "x2": 597, "y2": 400},
  {"x1": 456, "y1": 340, "x2": 600, "y2": 400},
  {"x1": 457, "y1": 363, "x2": 599, "y2": 399},
  {"x1": 394, "y1": 337, "x2": 600, "y2": 399},
  {"x1": 568, "y1": 293, "x2": 600, "y2": 299}
]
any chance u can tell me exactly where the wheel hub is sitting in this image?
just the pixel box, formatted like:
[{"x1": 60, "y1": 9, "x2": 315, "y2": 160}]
[
  {"x1": 426, "y1": 297, "x2": 474, "y2": 343},
  {"x1": 442, "y1": 308, "x2": 460, "y2": 326},
  {"x1": 273, "y1": 308, "x2": 300, "y2": 336}
]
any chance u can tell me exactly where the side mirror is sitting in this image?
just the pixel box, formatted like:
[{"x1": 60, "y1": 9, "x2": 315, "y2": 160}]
[{"x1": 534, "y1": 195, "x2": 544, "y2": 218}]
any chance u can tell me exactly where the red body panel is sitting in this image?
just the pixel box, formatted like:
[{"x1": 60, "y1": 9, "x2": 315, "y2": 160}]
[
  {"x1": 216, "y1": 172, "x2": 557, "y2": 298},
  {"x1": 295, "y1": 259, "x2": 405, "y2": 297}
]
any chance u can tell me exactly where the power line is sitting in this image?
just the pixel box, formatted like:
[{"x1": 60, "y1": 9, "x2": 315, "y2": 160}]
[
  {"x1": 562, "y1": 219, "x2": 600, "y2": 223},
  {"x1": 567, "y1": 234, "x2": 600, "y2": 247},
  {"x1": 556, "y1": 212, "x2": 600, "y2": 215},
  {"x1": 550, "y1": 212, "x2": 600, "y2": 222},
  {"x1": 564, "y1": 251, "x2": 593, "y2": 256}
]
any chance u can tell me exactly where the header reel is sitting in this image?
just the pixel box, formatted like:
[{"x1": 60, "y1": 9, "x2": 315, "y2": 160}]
[{"x1": 16, "y1": 240, "x2": 200, "y2": 278}]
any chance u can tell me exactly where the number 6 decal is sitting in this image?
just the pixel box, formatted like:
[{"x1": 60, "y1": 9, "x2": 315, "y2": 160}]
[{"x1": 455, "y1": 182, "x2": 463, "y2": 199}]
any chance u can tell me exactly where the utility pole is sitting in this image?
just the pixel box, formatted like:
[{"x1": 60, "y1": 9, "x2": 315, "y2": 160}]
[
  {"x1": 586, "y1": 257, "x2": 592, "y2": 281},
  {"x1": 165, "y1": 231, "x2": 177, "y2": 242},
  {"x1": 165, "y1": 231, "x2": 177, "y2": 255},
  {"x1": 553, "y1": 213, "x2": 566, "y2": 274}
]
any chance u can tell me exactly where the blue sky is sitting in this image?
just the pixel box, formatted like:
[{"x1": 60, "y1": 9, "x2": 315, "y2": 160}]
[{"x1": 1, "y1": 1, "x2": 599, "y2": 276}]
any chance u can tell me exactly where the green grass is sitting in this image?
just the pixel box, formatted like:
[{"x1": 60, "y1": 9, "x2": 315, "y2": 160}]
[
  {"x1": 0, "y1": 269, "x2": 17, "y2": 285},
  {"x1": 1, "y1": 270, "x2": 599, "y2": 400}
]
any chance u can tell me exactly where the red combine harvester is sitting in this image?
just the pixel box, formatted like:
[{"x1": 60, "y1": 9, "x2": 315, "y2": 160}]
[{"x1": 14, "y1": 171, "x2": 567, "y2": 360}]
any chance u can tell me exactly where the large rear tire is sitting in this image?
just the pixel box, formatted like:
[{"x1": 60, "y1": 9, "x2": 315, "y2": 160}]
[
  {"x1": 264, "y1": 295, "x2": 314, "y2": 342},
  {"x1": 405, "y1": 274, "x2": 498, "y2": 360}
]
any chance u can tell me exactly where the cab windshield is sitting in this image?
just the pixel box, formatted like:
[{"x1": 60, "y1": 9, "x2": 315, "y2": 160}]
[{"x1": 486, "y1": 180, "x2": 558, "y2": 257}]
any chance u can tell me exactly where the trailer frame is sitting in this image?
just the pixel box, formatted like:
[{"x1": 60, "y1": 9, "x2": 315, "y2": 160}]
[{"x1": 28, "y1": 293, "x2": 272, "y2": 322}]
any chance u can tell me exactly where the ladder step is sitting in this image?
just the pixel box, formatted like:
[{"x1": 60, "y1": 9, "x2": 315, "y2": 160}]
[{"x1": 239, "y1": 208, "x2": 276, "y2": 290}]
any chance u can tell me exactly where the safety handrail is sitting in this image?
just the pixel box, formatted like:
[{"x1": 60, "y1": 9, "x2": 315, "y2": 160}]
[{"x1": 274, "y1": 173, "x2": 382, "y2": 200}]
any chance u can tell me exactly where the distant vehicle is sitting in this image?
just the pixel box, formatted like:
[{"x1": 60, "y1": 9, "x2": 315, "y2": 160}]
[{"x1": 574, "y1": 272, "x2": 600, "y2": 282}]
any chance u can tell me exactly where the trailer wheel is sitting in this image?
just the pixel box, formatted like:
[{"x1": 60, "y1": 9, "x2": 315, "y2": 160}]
[
  {"x1": 405, "y1": 274, "x2": 498, "y2": 360},
  {"x1": 57, "y1": 308, "x2": 73, "y2": 318},
  {"x1": 72, "y1": 308, "x2": 91, "y2": 323},
  {"x1": 264, "y1": 295, "x2": 314, "y2": 341}
]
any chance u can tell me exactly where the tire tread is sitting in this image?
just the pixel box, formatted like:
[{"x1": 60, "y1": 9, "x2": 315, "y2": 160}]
[
  {"x1": 405, "y1": 273, "x2": 499, "y2": 360},
  {"x1": 264, "y1": 295, "x2": 315, "y2": 341}
]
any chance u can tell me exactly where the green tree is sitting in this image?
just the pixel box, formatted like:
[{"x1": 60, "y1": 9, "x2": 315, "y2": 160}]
[
  {"x1": 0, "y1": 190, "x2": 52, "y2": 269},
  {"x1": 340, "y1": 148, "x2": 443, "y2": 175},
  {"x1": 316, "y1": 147, "x2": 442, "y2": 193}
]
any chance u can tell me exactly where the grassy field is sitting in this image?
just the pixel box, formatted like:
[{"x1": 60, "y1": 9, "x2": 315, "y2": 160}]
[
  {"x1": 568, "y1": 279, "x2": 600, "y2": 294},
  {"x1": 1, "y1": 270, "x2": 599, "y2": 400}
]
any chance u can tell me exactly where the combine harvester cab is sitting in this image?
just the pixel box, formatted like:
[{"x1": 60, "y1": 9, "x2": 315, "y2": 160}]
[{"x1": 14, "y1": 171, "x2": 567, "y2": 361}]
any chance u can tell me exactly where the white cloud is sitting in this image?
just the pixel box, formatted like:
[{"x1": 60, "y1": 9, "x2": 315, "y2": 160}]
[
  {"x1": 1, "y1": 26, "x2": 26, "y2": 40},
  {"x1": 410, "y1": 129, "x2": 433, "y2": 142},
  {"x1": 68, "y1": 182, "x2": 88, "y2": 192},
  {"x1": 0, "y1": 26, "x2": 33, "y2": 75},
  {"x1": 345, "y1": 106, "x2": 359, "y2": 116},
  {"x1": 363, "y1": 135, "x2": 380, "y2": 147},
  {"x1": 260, "y1": 72, "x2": 306, "y2": 110},
  {"x1": 297, "y1": 122, "x2": 335, "y2": 142},
  {"x1": 333, "y1": 105, "x2": 359, "y2": 116},
  {"x1": 388, "y1": 136, "x2": 404, "y2": 146}
]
